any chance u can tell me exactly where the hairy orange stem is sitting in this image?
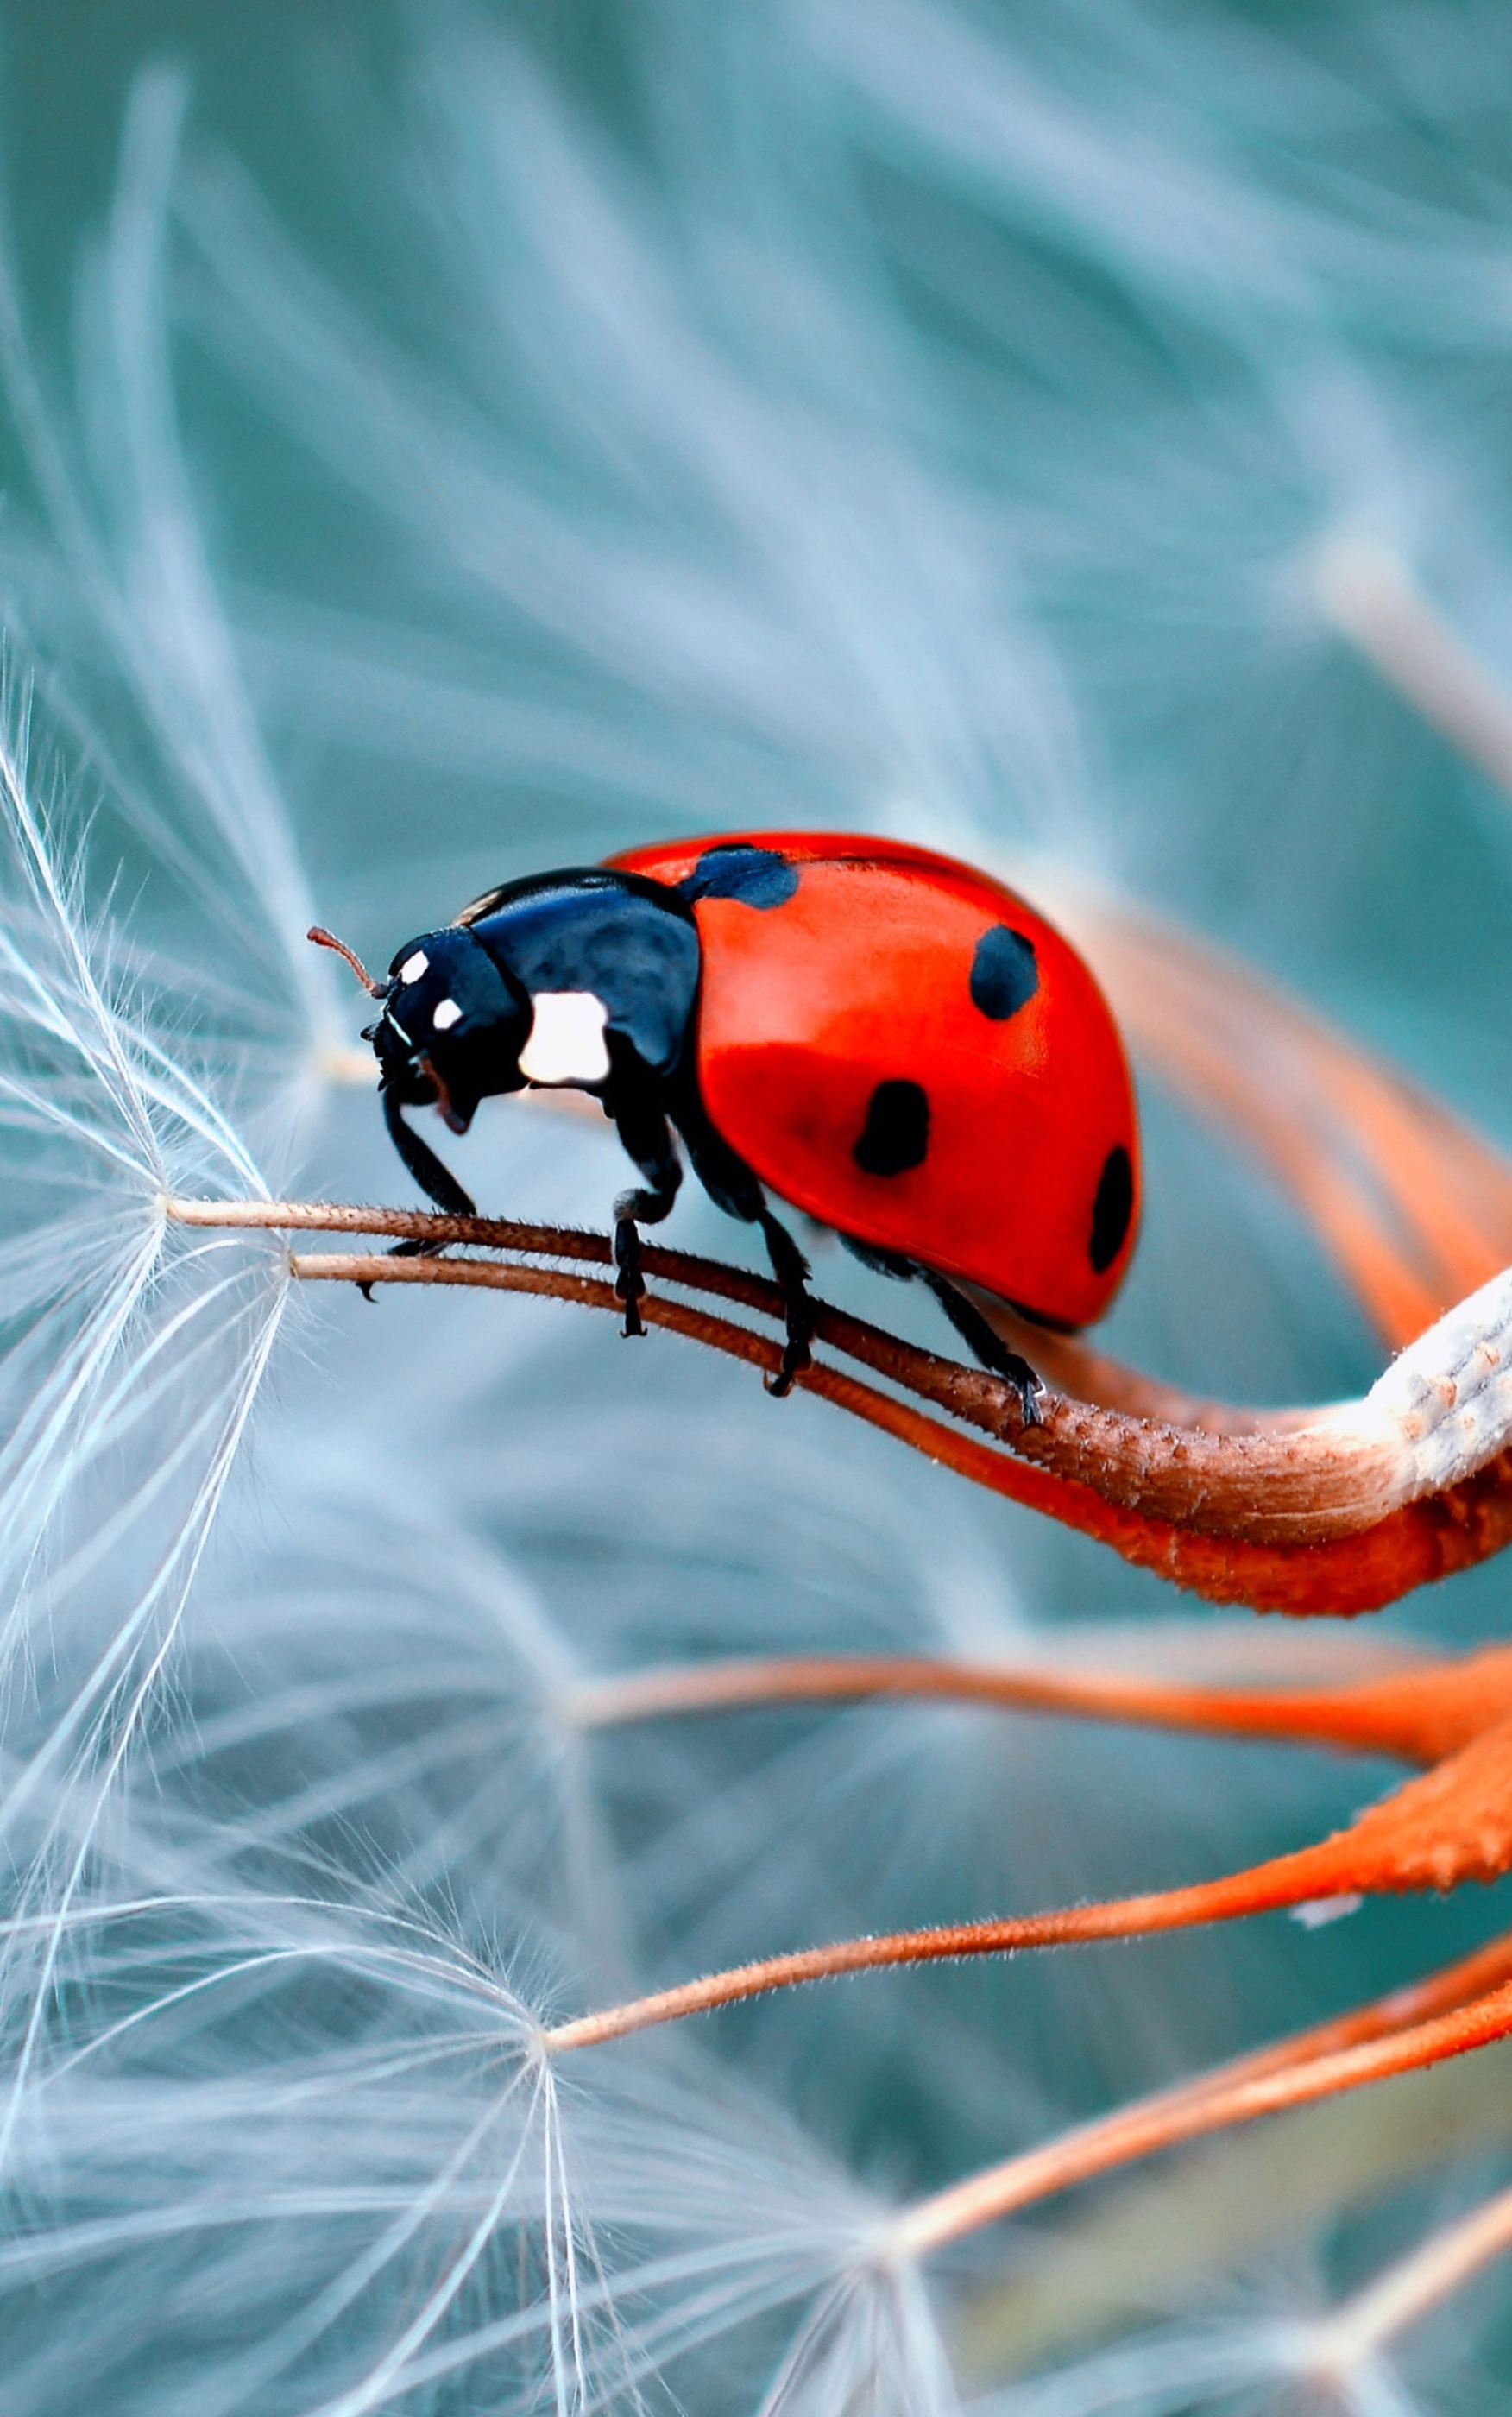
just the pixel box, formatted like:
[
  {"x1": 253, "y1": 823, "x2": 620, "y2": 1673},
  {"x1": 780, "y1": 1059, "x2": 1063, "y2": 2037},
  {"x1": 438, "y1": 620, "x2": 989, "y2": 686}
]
[
  {"x1": 539, "y1": 1716, "x2": 1512, "y2": 2052},
  {"x1": 895, "y1": 1964, "x2": 1512, "y2": 2253},
  {"x1": 895, "y1": 1922, "x2": 1512, "y2": 2250},
  {"x1": 571, "y1": 1641, "x2": 1512, "y2": 1768}
]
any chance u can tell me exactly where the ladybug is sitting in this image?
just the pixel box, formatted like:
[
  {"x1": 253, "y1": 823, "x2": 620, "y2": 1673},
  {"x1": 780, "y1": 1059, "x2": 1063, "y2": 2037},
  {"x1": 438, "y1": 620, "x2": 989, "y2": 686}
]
[{"x1": 310, "y1": 833, "x2": 1139, "y2": 1419}]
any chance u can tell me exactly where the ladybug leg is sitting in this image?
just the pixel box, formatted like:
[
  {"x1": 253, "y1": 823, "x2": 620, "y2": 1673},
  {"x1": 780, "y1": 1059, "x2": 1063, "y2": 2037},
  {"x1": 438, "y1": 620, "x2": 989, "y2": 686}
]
[
  {"x1": 382, "y1": 1083, "x2": 479, "y2": 1220},
  {"x1": 371, "y1": 1085, "x2": 481, "y2": 1295},
  {"x1": 610, "y1": 1095, "x2": 683, "y2": 1339},
  {"x1": 916, "y1": 1269, "x2": 1044, "y2": 1428},
  {"x1": 755, "y1": 1207, "x2": 815, "y2": 1399},
  {"x1": 663, "y1": 1083, "x2": 814, "y2": 1396},
  {"x1": 837, "y1": 1234, "x2": 913, "y2": 1281}
]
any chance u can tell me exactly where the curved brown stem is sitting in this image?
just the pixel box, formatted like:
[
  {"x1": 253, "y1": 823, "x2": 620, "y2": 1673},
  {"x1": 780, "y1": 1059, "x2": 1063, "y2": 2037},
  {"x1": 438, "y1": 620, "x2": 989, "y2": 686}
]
[
  {"x1": 165, "y1": 1195, "x2": 1343, "y2": 1441},
  {"x1": 161, "y1": 1189, "x2": 1512, "y2": 1605},
  {"x1": 159, "y1": 1204, "x2": 1389, "y2": 1528},
  {"x1": 279, "y1": 1243, "x2": 1512, "y2": 1614},
  {"x1": 153, "y1": 1200, "x2": 1512, "y2": 1612}
]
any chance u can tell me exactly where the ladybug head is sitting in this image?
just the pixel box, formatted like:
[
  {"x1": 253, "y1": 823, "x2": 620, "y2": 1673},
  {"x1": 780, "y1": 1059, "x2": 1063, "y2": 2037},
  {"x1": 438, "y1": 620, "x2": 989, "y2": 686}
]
[
  {"x1": 309, "y1": 868, "x2": 702, "y2": 1220},
  {"x1": 308, "y1": 918, "x2": 532, "y2": 1219},
  {"x1": 366, "y1": 926, "x2": 531, "y2": 1134}
]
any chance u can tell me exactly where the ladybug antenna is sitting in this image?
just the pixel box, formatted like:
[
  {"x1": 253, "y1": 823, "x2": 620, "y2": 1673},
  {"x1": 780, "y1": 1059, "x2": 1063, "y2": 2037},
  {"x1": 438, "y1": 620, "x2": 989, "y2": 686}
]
[{"x1": 307, "y1": 925, "x2": 384, "y2": 997}]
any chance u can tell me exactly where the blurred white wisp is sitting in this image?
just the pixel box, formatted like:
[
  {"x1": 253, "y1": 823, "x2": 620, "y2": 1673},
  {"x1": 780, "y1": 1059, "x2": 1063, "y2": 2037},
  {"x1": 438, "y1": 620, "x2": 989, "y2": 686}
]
[
  {"x1": 0, "y1": 705, "x2": 316, "y2": 2287},
  {"x1": 179, "y1": 5, "x2": 1100, "y2": 884},
  {"x1": 0, "y1": 703, "x2": 689, "y2": 2417},
  {"x1": 0, "y1": 64, "x2": 341, "y2": 1150},
  {"x1": 0, "y1": 57, "x2": 375, "y2": 2084}
]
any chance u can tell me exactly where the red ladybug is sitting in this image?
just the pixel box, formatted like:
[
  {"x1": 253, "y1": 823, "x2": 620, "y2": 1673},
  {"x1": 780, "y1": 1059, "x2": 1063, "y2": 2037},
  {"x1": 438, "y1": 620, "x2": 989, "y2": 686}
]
[{"x1": 313, "y1": 832, "x2": 1140, "y2": 1418}]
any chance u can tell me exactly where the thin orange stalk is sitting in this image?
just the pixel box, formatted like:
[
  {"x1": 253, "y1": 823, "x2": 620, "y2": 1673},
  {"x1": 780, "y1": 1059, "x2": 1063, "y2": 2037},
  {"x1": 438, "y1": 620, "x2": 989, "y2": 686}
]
[
  {"x1": 539, "y1": 1716, "x2": 1512, "y2": 2054},
  {"x1": 893, "y1": 1967, "x2": 1512, "y2": 2256},
  {"x1": 570, "y1": 1641, "x2": 1512, "y2": 1768},
  {"x1": 895, "y1": 1923, "x2": 1512, "y2": 2255}
]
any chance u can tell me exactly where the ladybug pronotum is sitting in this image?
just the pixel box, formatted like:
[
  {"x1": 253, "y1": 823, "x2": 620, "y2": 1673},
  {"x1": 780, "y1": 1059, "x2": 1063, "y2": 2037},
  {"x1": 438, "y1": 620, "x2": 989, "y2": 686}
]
[{"x1": 312, "y1": 833, "x2": 1140, "y2": 1419}]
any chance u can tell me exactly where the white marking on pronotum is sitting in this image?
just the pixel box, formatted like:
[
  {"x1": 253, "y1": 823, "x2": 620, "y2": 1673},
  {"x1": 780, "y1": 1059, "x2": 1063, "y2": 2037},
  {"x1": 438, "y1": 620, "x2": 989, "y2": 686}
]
[
  {"x1": 519, "y1": 991, "x2": 611, "y2": 1085},
  {"x1": 400, "y1": 950, "x2": 429, "y2": 983},
  {"x1": 432, "y1": 998, "x2": 463, "y2": 1032}
]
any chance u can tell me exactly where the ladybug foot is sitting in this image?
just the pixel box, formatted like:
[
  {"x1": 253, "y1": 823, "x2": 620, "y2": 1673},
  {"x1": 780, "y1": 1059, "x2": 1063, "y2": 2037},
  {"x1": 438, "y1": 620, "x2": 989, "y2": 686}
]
[
  {"x1": 757, "y1": 1208, "x2": 815, "y2": 1400},
  {"x1": 765, "y1": 1315, "x2": 814, "y2": 1398},
  {"x1": 918, "y1": 1270, "x2": 1044, "y2": 1429},
  {"x1": 613, "y1": 1213, "x2": 647, "y2": 1339},
  {"x1": 995, "y1": 1352, "x2": 1045, "y2": 1430},
  {"x1": 358, "y1": 1230, "x2": 448, "y2": 1304}
]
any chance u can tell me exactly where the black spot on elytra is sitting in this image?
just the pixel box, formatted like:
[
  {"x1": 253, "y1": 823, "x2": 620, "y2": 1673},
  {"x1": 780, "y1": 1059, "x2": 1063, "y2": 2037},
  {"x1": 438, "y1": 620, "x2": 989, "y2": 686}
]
[
  {"x1": 1089, "y1": 1144, "x2": 1133, "y2": 1272},
  {"x1": 679, "y1": 843, "x2": 799, "y2": 909},
  {"x1": 854, "y1": 1080, "x2": 929, "y2": 1177},
  {"x1": 969, "y1": 924, "x2": 1039, "y2": 1019}
]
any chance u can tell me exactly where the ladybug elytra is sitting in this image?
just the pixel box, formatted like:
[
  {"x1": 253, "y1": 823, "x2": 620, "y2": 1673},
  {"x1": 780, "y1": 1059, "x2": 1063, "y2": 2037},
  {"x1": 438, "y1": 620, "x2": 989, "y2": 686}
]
[{"x1": 312, "y1": 833, "x2": 1140, "y2": 1418}]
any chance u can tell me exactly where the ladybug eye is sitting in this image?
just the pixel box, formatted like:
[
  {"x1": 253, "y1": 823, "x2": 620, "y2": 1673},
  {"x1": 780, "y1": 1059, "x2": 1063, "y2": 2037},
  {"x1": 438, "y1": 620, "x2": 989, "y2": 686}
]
[
  {"x1": 432, "y1": 999, "x2": 463, "y2": 1032},
  {"x1": 399, "y1": 950, "x2": 429, "y2": 984}
]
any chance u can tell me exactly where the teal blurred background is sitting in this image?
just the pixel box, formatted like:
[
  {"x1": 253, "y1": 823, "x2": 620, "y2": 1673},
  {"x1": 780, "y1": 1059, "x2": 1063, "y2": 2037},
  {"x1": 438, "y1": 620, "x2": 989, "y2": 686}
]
[{"x1": 7, "y1": 4, "x2": 1512, "y2": 2410}]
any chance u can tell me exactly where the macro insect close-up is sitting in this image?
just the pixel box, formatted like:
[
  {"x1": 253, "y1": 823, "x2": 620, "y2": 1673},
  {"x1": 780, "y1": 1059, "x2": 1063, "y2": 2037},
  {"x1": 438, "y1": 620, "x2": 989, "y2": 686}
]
[
  {"x1": 312, "y1": 832, "x2": 1140, "y2": 1410},
  {"x1": 14, "y1": 6, "x2": 1512, "y2": 2415}
]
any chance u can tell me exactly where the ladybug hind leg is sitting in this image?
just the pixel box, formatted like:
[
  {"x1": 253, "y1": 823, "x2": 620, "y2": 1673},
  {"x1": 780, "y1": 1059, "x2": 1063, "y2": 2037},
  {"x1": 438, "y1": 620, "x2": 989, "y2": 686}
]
[
  {"x1": 916, "y1": 1268, "x2": 1043, "y2": 1429},
  {"x1": 753, "y1": 1207, "x2": 816, "y2": 1399},
  {"x1": 667, "y1": 1088, "x2": 815, "y2": 1397}
]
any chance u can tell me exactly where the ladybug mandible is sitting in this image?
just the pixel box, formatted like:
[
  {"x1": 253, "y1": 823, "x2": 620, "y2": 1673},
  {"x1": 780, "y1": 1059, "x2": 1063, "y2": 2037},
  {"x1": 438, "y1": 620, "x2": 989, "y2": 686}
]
[{"x1": 310, "y1": 833, "x2": 1140, "y2": 1420}]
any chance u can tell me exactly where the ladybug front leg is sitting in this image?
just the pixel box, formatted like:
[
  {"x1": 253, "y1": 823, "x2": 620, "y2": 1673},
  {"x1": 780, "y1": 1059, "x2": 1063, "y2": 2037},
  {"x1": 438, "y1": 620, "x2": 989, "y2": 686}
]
[
  {"x1": 609, "y1": 1095, "x2": 683, "y2": 1339},
  {"x1": 917, "y1": 1268, "x2": 1044, "y2": 1429}
]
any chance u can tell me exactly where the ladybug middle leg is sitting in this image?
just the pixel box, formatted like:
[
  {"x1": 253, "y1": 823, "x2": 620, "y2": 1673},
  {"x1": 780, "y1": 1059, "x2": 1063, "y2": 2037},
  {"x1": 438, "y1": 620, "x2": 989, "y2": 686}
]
[{"x1": 609, "y1": 1090, "x2": 683, "y2": 1339}]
